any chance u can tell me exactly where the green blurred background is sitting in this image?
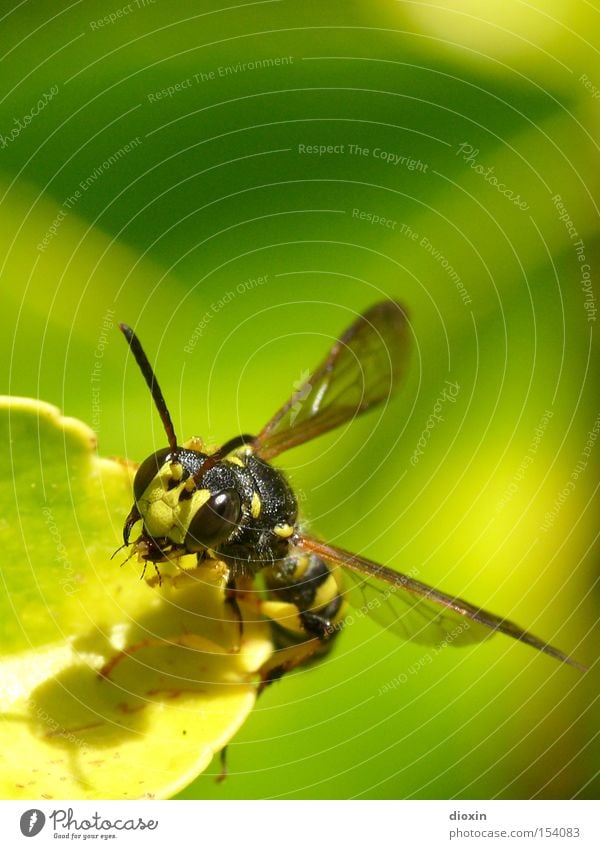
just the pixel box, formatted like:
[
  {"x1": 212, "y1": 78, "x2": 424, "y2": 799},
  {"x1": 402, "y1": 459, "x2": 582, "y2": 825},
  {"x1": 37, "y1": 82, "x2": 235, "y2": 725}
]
[{"x1": 0, "y1": 0, "x2": 598, "y2": 799}]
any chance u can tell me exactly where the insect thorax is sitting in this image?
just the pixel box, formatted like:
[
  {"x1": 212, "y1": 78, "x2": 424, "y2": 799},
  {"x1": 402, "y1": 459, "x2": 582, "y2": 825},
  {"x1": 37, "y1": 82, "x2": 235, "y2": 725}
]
[{"x1": 217, "y1": 452, "x2": 298, "y2": 572}]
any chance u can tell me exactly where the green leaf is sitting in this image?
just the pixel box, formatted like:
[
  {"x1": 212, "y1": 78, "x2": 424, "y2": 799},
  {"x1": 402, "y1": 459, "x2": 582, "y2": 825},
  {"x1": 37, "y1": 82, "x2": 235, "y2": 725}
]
[{"x1": 0, "y1": 397, "x2": 273, "y2": 799}]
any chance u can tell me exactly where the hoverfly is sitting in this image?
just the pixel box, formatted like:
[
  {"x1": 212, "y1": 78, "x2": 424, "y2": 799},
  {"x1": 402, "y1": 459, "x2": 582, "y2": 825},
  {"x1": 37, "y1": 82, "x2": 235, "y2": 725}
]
[{"x1": 113, "y1": 301, "x2": 585, "y2": 684}]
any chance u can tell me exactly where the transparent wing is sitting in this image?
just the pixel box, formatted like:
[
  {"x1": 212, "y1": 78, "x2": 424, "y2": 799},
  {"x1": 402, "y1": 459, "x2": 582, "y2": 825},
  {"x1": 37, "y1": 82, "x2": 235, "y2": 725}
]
[
  {"x1": 252, "y1": 301, "x2": 410, "y2": 461},
  {"x1": 341, "y1": 567, "x2": 490, "y2": 647},
  {"x1": 297, "y1": 535, "x2": 586, "y2": 669}
]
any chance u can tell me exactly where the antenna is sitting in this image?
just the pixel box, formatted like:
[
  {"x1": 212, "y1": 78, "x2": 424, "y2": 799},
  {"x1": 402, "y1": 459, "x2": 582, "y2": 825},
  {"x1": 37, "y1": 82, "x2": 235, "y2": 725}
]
[{"x1": 119, "y1": 323, "x2": 178, "y2": 450}]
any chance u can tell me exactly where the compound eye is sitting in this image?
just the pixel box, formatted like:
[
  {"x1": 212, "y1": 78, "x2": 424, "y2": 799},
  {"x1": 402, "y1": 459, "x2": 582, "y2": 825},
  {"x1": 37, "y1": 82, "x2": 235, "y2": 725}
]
[
  {"x1": 185, "y1": 489, "x2": 241, "y2": 552},
  {"x1": 133, "y1": 447, "x2": 172, "y2": 501}
]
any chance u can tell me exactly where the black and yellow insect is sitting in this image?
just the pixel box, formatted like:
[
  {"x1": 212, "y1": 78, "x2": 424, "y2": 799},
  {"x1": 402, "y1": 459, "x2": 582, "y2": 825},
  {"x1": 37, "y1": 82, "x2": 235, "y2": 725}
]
[{"x1": 115, "y1": 301, "x2": 585, "y2": 682}]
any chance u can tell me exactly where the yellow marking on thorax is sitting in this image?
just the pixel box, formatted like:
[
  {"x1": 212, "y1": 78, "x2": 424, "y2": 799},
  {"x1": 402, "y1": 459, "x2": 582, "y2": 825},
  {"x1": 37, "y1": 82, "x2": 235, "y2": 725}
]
[
  {"x1": 251, "y1": 492, "x2": 261, "y2": 519},
  {"x1": 226, "y1": 456, "x2": 245, "y2": 468}
]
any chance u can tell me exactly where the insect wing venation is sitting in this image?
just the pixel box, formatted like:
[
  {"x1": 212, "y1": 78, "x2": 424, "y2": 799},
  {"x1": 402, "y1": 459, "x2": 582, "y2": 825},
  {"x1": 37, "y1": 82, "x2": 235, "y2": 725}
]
[
  {"x1": 297, "y1": 535, "x2": 586, "y2": 670},
  {"x1": 252, "y1": 301, "x2": 410, "y2": 460}
]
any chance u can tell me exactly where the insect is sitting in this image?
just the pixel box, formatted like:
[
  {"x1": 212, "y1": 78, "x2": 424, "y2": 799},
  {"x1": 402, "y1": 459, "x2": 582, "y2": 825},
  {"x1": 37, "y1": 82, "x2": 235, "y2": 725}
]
[{"x1": 113, "y1": 301, "x2": 585, "y2": 683}]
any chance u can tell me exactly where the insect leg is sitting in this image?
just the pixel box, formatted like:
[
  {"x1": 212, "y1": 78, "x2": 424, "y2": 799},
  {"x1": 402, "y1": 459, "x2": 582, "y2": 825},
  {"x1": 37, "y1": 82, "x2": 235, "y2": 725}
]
[
  {"x1": 257, "y1": 638, "x2": 325, "y2": 695},
  {"x1": 216, "y1": 746, "x2": 229, "y2": 783},
  {"x1": 225, "y1": 576, "x2": 244, "y2": 648}
]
